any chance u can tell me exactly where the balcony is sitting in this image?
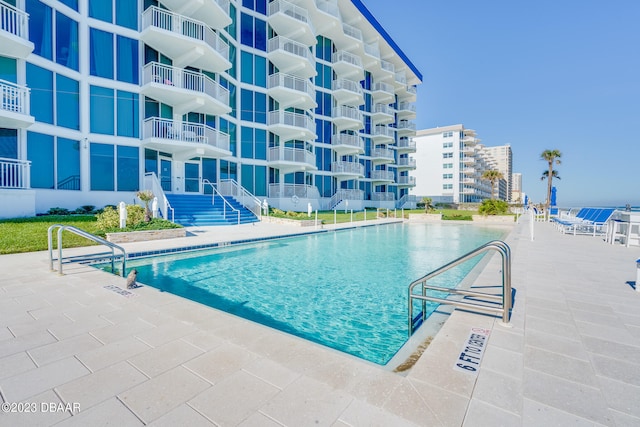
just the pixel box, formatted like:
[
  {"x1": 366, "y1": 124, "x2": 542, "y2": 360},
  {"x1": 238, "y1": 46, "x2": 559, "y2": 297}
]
[
  {"x1": 332, "y1": 105, "x2": 363, "y2": 131},
  {"x1": 333, "y1": 22, "x2": 362, "y2": 51},
  {"x1": 371, "y1": 191, "x2": 395, "y2": 201},
  {"x1": 141, "y1": 7, "x2": 230, "y2": 72},
  {"x1": 396, "y1": 138, "x2": 416, "y2": 153},
  {"x1": 331, "y1": 133, "x2": 364, "y2": 155},
  {"x1": 371, "y1": 81, "x2": 395, "y2": 104},
  {"x1": 142, "y1": 117, "x2": 231, "y2": 160},
  {"x1": 332, "y1": 161, "x2": 364, "y2": 179},
  {"x1": 0, "y1": 1, "x2": 33, "y2": 59},
  {"x1": 396, "y1": 157, "x2": 416, "y2": 170},
  {"x1": 370, "y1": 170, "x2": 394, "y2": 182},
  {"x1": 371, "y1": 124, "x2": 395, "y2": 143},
  {"x1": 268, "y1": 36, "x2": 316, "y2": 79},
  {"x1": 396, "y1": 120, "x2": 416, "y2": 136},
  {"x1": 268, "y1": 146, "x2": 317, "y2": 174},
  {"x1": 370, "y1": 147, "x2": 395, "y2": 164},
  {"x1": 312, "y1": 0, "x2": 341, "y2": 37},
  {"x1": 141, "y1": 62, "x2": 230, "y2": 116},
  {"x1": 268, "y1": 110, "x2": 316, "y2": 141},
  {"x1": 398, "y1": 84, "x2": 417, "y2": 102},
  {"x1": 0, "y1": 157, "x2": 30, "y2": 189},
  {"x1": 362, "y1": 42, "x2": 380, "y2": 68},
  {"x1": 396, "y1": 101, "x2": 416, "y2": 120},
  {"x1": 332, "y1": 50, "x2": 363, "y2": 80},
  {"x1": 332, "y1": 78, "x2": 364, "y2": 106},
  {"x1": 0, "y1": 80, "x2": 34, "y2": 128},
  {"x1": 463, "y1": 167, "x2": 475, "y2": 176},
  {"x1": 268, "y1": 73, "x2": 316, "y2": 110},
  {"x1": 461, "y1": 155, "x2": 475, "y2": 164},
  {"x1": 268, "y1": 0, "x2": 316, "y2": 46},
  {"x1": 269, "y1": 183, "x2": 320, "y2": 199},
  {"x1": 396, "y1": 176, "x2": 416, "y2": 187},
  {"x1": 156, "y1": 0, "x2": 231, "y2": 30},
  {"x1": 371, "y1": 103, "x2": 394, "y2": 124},
  {"x1": 394, "y1": 71, "x2": 407, "y2": 90}
]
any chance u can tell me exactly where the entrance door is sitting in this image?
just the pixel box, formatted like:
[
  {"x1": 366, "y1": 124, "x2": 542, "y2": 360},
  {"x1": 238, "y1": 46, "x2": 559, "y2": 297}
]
[
  {"x1": 184, "y1": 162, "x2": 200, "y2": 193},
  {"x1": 160, "y1": 158, "x2": 172, "y2": 192}
]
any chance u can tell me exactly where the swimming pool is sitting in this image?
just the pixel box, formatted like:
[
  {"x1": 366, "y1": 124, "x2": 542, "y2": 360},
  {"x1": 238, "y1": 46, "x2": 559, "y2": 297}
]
[{"x1": 119, "y1": 223, "x2": 506, "y2": 365}]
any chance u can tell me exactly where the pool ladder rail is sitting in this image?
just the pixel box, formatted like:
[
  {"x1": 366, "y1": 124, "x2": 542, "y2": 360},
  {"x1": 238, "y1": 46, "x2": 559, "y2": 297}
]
[
  {"x1": 47, "y1": 224, "x2": 127, "y2": 276},
  {"x1": 408, "y1": 240, "x2": 512, "y2": 336}
]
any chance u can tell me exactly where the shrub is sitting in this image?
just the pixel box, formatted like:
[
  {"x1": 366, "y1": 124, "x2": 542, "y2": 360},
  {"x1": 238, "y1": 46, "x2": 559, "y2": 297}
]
[
  {"x1": 79, "y1": 205, "x2": 95, "y2": 214},
  {"x1": 47, "y1": 207, "x2": 70, "y2": 215},
  {"x1": 478, "y1": 199, "x2": 509, "y2": 215},
  {"x1": 96, "y1": 205, "x2": 146, "y2": 231},
  {"x1": 271, "y1": 208, "x2": 285, "y2": 216}
]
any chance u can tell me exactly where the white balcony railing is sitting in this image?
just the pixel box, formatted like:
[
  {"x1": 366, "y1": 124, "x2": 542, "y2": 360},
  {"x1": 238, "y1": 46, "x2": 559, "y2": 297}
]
[
  {"x1": 371, "y1": 147, "x2": 394, "y2": 160},
  {"x1": 333, "y1": 105, "x2": 363, "y2": 122},
  {"x1": 373, "y1": 125, "x2": 394, "y2": 139},
  {"x1": 315, "y1": 0, "x2": 340, "y2": 18},
  {"x1": 370, "y1": 170, "x2": 394, "y2": 181},
  {"x1": 333, "y1": 133, "x2": 364, "y2": 151},
  {"x1": 372, "y1": 192, "x2": 395, "y2": 201},
  {"x1": 397, "y1": 176, "x2": 416, "y2": 186},
  {"x1": 332, "y1": 161, "x2": 364, "y2": 176},
  {"x1": 268, "y1": 110, "x2": 316, "y2": 135},
  {"x1": 342, "y1": 22, "x2": 362, "y2": 41},
  {"x1": 364, "y1": 42, "x2": 379, "y2": 59},
  {"x1": 397, "y1": 138, "x2": 416, "y2": 151},
  {"x1": 269, "y1": 183, "x2": 320, "y2": 199},
  {"x1": 143, "y1": 62, "x2": 230, "y2": 105},
  {"x1": 0, "y1": 157, "x2": 30, "y2": 189},
  {"x1": 142, "y1": 6, "x2": 229, "y2": 61},
  {"x1": 397, "y1": 158, "x2": 416, "y2": 168},
  {"x1": 395, "y1": 72, "x2": 407, "y2": 85},
  {"x1": 1, "y1": 79, "x2": 30, "y2": 115},
  {"x1": 397, "y1": 102, "x2": 416, "y2": 113},
  {"x1": 332, "y1": 78, "x2": 363, "y2": 95},
  {"x1": 373, "y1": 81, "x2": 394, "y2": 94},
  {"x1": 268, "y1": 73, "x2": 315, "y2": 99},
  {"x1": 398, "y1": 121, "x2": 416, "y2": 132},
  {"x1": 269, "y1": 0, "x2": 312, "y2": 28},
  {"x1": 268, "y1": 36, "x2": 315, "y2": 63},
  {"x1": 373, "y1": 103, "x2": 394, "y2": 116},
  {"x1": 143, "y1": 117, "x2": 230, "y2": 152},
  {"x1": 268, "y1": 146, "x2": 315, "y2": 165},
  {"x1": 333, "y1": 50, "x2": 363, "y2": 68},
  {"x1": 0, "y1": 0, "x2": 28, "y2": 39},
  {"x1": 380, "y1": 60, "x2": 394, "y2": 73}
]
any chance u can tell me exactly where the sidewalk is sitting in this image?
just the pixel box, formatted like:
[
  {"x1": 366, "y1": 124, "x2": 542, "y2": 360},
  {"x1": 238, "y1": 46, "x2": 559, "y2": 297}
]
[{"x1": 0, "y1": 218, "x2": 638, "y2": 426}]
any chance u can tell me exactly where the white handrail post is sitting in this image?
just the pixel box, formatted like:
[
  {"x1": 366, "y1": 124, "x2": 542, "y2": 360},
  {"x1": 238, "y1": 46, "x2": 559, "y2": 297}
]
[
  {"x1": 334, "y1": 209, "x2": 336, "y2": 224},
  {"x1": 315, "y1": 210, "x2": 318, "y2": 229},
  {"x1": 529, "y1": 208, "x2": 535, "y2": 241}
]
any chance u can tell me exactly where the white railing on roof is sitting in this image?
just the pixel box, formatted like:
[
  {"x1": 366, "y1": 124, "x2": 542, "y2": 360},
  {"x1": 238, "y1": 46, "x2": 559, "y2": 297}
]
[
  {"x1": 0, "y1": 1, "x2": 28, "y2": 39},
  {"x1": 0, "y1": 157, "x2": 30, "y2": 189},
  {"x1": 333, "y1": 50, "x2": 363, "y2": 68},
  {"x1": 218, "y1": 178, "x2": 261, "y2": 218},
  {"x1": 372, "y1": 192, "x2": 395, "y2": 201},
  {"x1": 269, "y1": 183, "x2": 320, "y2": 199},
  {"x1": 143, "y1": 62, "x2": 229, "y2": 105},
  {"x1": 342, "y1": 23, "x2": 362, "y2": 41},
  {"x1": 268, "y1": 110, "x2": 316, "y2": 134},
  {"x1": 268, "y1": 146, "x2": 316, "y2": 165},
  {"x1": 143, "y1": 117, "x2": 230, "y2": 152},
  {"x1": 142, "y1": 6, "x2": 229, "y2": 61},
  {"x1": 333, "y1": 133, "x2": 364, "y2": 151},
  {"x1": 268, "y1": 73, "x2": 315, "y2": 99},
  {"x1": 268, "y1": 36, "x2": 315, "y2": 63},
  {"x1": 143, "y1": 172, "x2": 174, "y2": 222},
  {"x1": 0, "y1": 79, "x2": 30, "y2": 115}
]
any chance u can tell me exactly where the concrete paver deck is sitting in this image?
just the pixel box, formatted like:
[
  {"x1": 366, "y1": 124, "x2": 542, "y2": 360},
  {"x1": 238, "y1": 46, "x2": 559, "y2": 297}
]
[{"x1": 0, "y1": 218, "x2": 639, "y2": 426}]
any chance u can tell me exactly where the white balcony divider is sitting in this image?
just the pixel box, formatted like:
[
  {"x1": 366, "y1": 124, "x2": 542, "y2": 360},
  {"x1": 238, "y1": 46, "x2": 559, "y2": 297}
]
[
  {"x1": 332, "y1": 161, "x2": 363, "y2": 175},
  {"x1": 342, "y1": 22, "x2": 362, "y2": 41},
  {"x1": 268, "y1": 73, "x2": 315, "y2": 99},
  {"x1": 372, "y1": 192, "x2": 395, "y2": 201},
  {"x1": 143, "y1": 62, "x2": 230, "y2": 105},
  {"x1": 269, "y1": 0, "x2": 312, "y2": 29},
  {"x1": 268, "y1": 110, "x2": 316, "y2": 134},
  {"x1": 143, "y1": 172, "x2": 174, "y2": 222},
  {"x1": 333, "y1": 133, "x2": 364, "y2": 151},
  {"x1": 269, "y1": 183, "x2": 319, "y2": 199},
  {"x1": 268, "y1": 36, "x2": 315, "y2": 63},
  {"x1": 380, "y1": 60, "x2": 395, "y2": 73},
  {"x1": 268, "y1": 146, "x2": 316, "y2": 165},
  {"x1": 143, "y1": 117, "x2": 230, "y2": 152},
  {"x1": 332, "y1": 78, "x2": 362, "y2": 95},
  {"x1": 0, "y1": 0, "x2": 28, "y2": 39},
  {"x1": 218, "y1": 178, "x2": 262, "y2": 218},
  {"x1": 0, "y1": 79, "x2": 29, "y2": 115},
  {"x1": 371, "y1": 147, "x2": 394, "y2": 160},
  {"x1": 0, "y1": 156, "x2": 30, "y2": 189},
  {"x1": 332, "y1": 50, "x2": 363, "y2": 68},
  {"x1": 142, "y1": 6, "x2": 229, "y2": 61},
  {"x1": 333, "y1": 105, "x2": 363, "y2": 122},
  {"x1": 370, "y1": 170, "x2": 394, "y2": 181}
]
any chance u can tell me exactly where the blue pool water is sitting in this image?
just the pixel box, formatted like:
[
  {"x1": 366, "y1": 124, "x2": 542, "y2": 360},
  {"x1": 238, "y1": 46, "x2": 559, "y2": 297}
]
[{"x1": 121, "y1": 223, "x2": 505, "y2": 364}]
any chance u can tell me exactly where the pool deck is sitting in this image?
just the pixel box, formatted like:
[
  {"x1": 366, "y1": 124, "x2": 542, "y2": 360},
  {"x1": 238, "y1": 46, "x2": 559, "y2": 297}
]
[{"x1": 1, "y1": 217, "x2": 639, "y2": 426}]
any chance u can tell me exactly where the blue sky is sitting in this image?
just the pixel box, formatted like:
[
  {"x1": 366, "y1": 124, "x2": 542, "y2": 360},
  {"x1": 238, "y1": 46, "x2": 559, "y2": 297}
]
[{"x1": 362, "y1": 0, "x2": 640, "y2": 206}]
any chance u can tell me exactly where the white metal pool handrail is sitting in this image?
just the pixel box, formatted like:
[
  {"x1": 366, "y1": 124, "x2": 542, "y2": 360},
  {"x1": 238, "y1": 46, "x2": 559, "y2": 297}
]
[
  {"x1": 408, "y1": 240, "x2": 512, "y2": 335},
  {"x1": 202, "y1": 179, "x2": 240, "y2": 224}
]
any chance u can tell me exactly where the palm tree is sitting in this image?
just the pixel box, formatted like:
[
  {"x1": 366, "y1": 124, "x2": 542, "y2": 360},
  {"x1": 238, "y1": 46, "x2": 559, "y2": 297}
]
[
  {"x1": 540, "y1": 149, "x2": 562, "y2": 212},
  {"x1": 481, "y1": 169, "x2": 504, "y2": 200}
]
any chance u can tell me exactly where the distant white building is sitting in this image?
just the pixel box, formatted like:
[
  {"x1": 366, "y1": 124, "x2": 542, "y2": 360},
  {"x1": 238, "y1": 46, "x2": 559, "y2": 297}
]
[
  {"x1": 511, "y1": 172, "x2": 524, "y2": 203},
  {"x1": 483, "y1": 145, "x2": 513, "y2": 201},
  {"x1": 411, "y1": 125, "x2": 495, "y2": 203}
]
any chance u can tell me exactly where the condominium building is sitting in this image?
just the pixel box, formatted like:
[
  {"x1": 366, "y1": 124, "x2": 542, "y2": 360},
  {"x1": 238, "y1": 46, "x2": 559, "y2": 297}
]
[
  {"x1": 411, "y1": 124, "x2": 501, "y2": 204},
  {"x1": 0, "y1": 0, "x2": 421, "y2": 220},
  {"x1": 482, "y1": 144, "x2": 512, "y2": 201},
  {"x1": 511, "y1": 172, "x2": 524, "y2": 203}
]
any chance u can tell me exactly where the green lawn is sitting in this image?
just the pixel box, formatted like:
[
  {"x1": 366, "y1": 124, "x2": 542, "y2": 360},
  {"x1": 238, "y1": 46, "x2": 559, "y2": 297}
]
[
  {"x1": 0, "y1": 215, "x2": 101, "y2": 255},
  {"x1": 269, "y1": 208, "x2": 484, "y2": 224}
]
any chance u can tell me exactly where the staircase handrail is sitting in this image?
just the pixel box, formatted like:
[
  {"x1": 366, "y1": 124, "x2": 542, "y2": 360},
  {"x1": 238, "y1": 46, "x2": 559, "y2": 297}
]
[
  {"x1": 218, "y1": 179, "x2": 262, "y2": 218},
  {"x1": 202, "y1": 179, "x2": 240, "y2": 224},
  {"x1": 144, "y1": 172, "x2": 174, "y2": 222}
]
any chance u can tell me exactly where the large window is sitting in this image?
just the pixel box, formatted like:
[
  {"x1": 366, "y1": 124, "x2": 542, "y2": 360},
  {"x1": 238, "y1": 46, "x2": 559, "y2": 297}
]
[
  {"x1": 55, "y1": 11, "x2": 79, "y2": 71},
  {"x1": 26, "y1": 132, "x2": 54, "y2": 189},
  {"x1": 56, "y1": 74, "x2": 80, "y2": 130},
  {"x1": 240, "y1": 89, "x2": 266, "y2": 123},
  {"x1": 314, "y1": 63, "x2": 332, "y2": 90},
  {"x1": 26, "y1": 64, "x2": 53, "y2": 124},
  {"x1": 240, "y1": 13, "x2": 266, "y2": 50},
  {"x1": 90, "y1": 28, "x2": 114, "y2": 79},
  {"x1": 240, "y1": 164, "x2": 267, "y2": 196},
  {"x1": 90, "y1": 86, "x2": 139, "y2": 137},
  {"x1": 117, "y1": 91, "x2": 139, "y2": 137},
  {"x1": 90, "y1": 0, "x2": 137, "y2": 29},
  {"x1": 0, "y1": 129, "x2": 18, "y2": 159},
  {"x1": 57, "y1": 138, "x2": 80, "y2": 190},
  {"x1": 26, "y1": 1, "x2": 78, "y2": 70},
  {"x1": 240, "y1": 127, "x2": 266, "y2": 160},
  {"x1": 27, "y1": 0, "x2": 52, "y2": 60},
  {"x1": 117, "y1": 36, "x2": 139, "y2": 84},
  {"x1": 90, "y1": 86, "x2": 114, "y2": 135},
  {"x1": 315, "y1": 36, "x2": 332, "y2": 61},
  {"x1": 240, "y1": 51, "x2": 266, "y2": 87},
  {"x1": 90, "y1": 143, "x2": 114, "y2": 191},
  {"x1": 117, "y1": 146, "x2": 139, "y2": 191},
  {"x1": 242, "y1": 0, "x2": 266, "y2": 14},
  {"x1": 0, "y1": 57, "x2": 16, "y2": 83}
]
